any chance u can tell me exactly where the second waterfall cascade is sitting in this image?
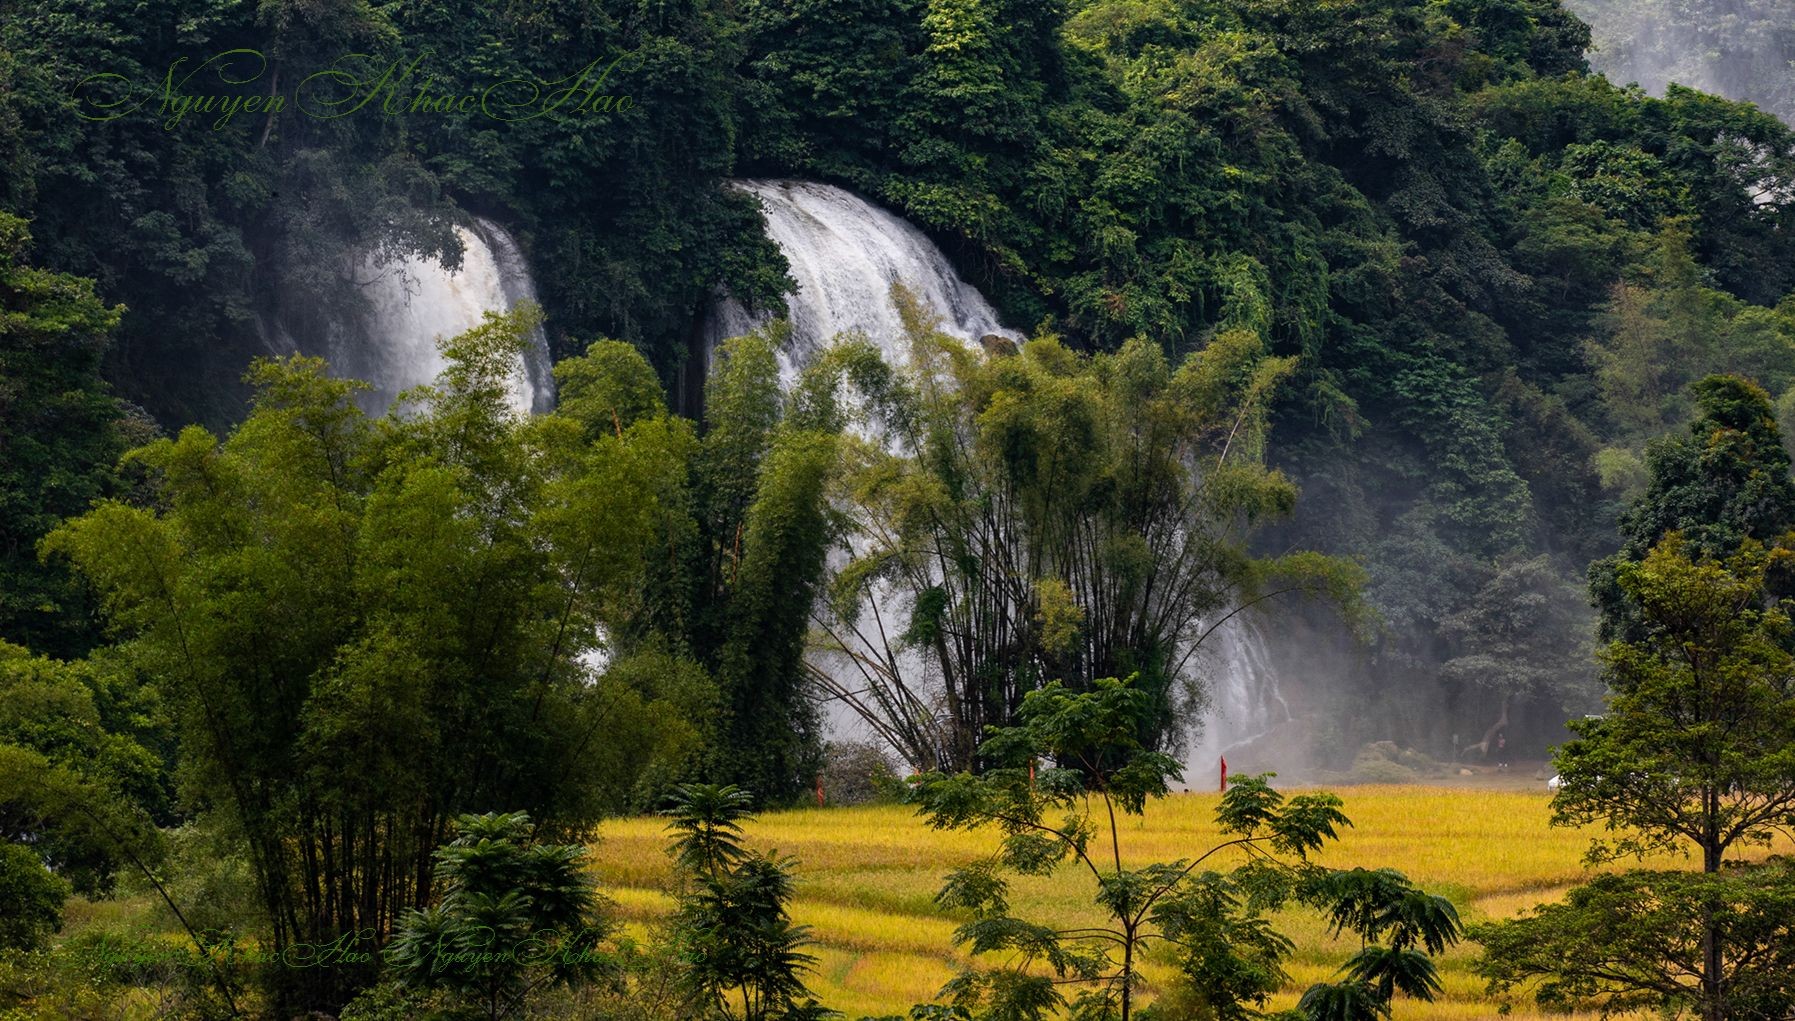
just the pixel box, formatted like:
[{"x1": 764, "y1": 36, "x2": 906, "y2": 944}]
[
  {"x1": 712, "y1": 178, "x2": 1292, "y2": 780},
  {"x1": 265, "y1": 216, "x2": 556, "y2": 417}
]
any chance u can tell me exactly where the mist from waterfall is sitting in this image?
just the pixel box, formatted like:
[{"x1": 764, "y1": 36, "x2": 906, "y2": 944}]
[
  {"x1": 266, "y1": 217, "x2": 556, "y2": 417},
  {"x1": 712, "y1": 178, "x2": 1288, "y2": 775}
]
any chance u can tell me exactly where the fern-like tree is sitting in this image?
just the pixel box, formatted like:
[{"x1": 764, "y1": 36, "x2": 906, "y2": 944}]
[
  {"x1": 902, "y1": 675, "x2": 1461, "y2": 1021},
  {"x1": 661, "y1": 784, "x2": 835, "y2": 1021},
  {"x1": 385, "y1": 812, "x2": 610, "y2": 1021}
]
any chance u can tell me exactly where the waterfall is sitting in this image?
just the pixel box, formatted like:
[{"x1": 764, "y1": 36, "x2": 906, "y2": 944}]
[
  {"x1": 267, "y1": 217, "x2": 556, "y2": 417},
  {"x1": 710, "y1": 180, "x2": 1022, "y2": 753},
  {"x1": 704, "y1": 180, "x2": 1022, "y2": 378},
  {"x1": 714, "y1": 179, "x2": 1294, "y2": 772},
  {"x1": 1182, "y1": 617, "x2": 1293, "y2": 789}
]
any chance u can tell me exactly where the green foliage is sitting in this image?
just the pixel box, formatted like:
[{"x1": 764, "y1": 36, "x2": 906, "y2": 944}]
[
  {"x1": 907, "y1": 676, "x2": 1458, "y2": 1021},
  {"x1": 0, "y1": 842, "x2": 67, "y2": 952},
  {"x1": 821, "y1": 292, "x2": 1360, "y2": 772},
  {"x1": 662, "y1": 784, "x2": 832, "y2": 1021},
  {"x1": 1476, "y1": 862, "x2": 1795, "y2": 1019},
  {"x1": 0, "y1": 213, "x2": 135, "y2": 658},
  {"x1": 556, "y1": 339, "x2": 675, "y2": 439},
  {"x1": 591, "y1": 324, "x2": 841, "y2": 804},
  {"x1": 1566, "y1": 535, "x2": 1795, "y2": 870},
  {"x1": 1476, "y1": 529, "x2": 1795, "y2": 1020},
  {"x1": 1590, "y1": 375, "x2": 1795, "y2": 642},
  {"x1": 663, "y1": 783, "x2": 757, "y2": 880},
  {"x1": 1437, "y1": 554, "x2": 1600, "y2": 717},
  {"x1": 1585, "y1": 233, "x2": 1795, "y2": 453},
  {"x1": 42, "y1": 308, "x2": 707, "y2": 1012},
  {"x1": 384, "y1": 812, "x2": 611, "y2": 1021},
  {"x1": 0, "y1": 640, "x2": 170, "y2": 940},
  {"x1": 0, "y1": 1, "x2": 780, "y2": 422}
]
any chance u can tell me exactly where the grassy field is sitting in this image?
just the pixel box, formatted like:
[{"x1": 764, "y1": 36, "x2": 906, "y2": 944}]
[{"x1": 587, "y1": 782, "x2": 1794, "y2": 1020}]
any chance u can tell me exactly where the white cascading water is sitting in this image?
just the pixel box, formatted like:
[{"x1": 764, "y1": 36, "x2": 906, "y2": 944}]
[
  {"x1": 708, "y1": 180, "x2": 1023, "y2": 754},
  {"x1": 270, "y1": 217, "x2": 556, "y2": 417},
  {"x1": 1181, "y1": 617, "x2": 1291, "y2": 790},
  {"x1": 712, "y1": 178, "x2": 1288, "y2": 774},
  {"x1": 705, "y1": 180, "x2": 1021, "y2": 380}
]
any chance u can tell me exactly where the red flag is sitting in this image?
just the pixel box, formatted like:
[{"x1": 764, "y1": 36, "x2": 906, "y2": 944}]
[{"x1": 1219, "y1": 756, "x2": 1228, "y2": 793}]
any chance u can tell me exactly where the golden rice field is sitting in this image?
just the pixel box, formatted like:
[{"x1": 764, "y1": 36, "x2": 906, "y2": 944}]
[{"x1": 587, "y1": 784, "x2": 1795, "y2": 1021}]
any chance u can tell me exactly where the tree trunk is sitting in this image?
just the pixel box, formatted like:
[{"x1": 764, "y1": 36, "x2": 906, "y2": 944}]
[
  {"x1": 1463, "y1": 693, "x2": 1511, "y2": 761},
  {"x1": 1121, "y1": 930, "x2": 1133, "y2": 1021},
  {"x1": 1701, "y1": 900, "x2": 1722, "y2": 1021}
]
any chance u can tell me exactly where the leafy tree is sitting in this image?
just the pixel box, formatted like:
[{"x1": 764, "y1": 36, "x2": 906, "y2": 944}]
[
  {"x1": 0, "y1": 841, "x2": 67, "y2": 952},
  {"x1": 661, "y1": 783, "x2": 832, "y2": 1021},
  {"x1": 0, "y1": 642, "x2": 171, "y2": 896},
  {"x1": 1478, "y1": 864, "x2": 1795, "y2": 1020},
  {"x1": 905, "y1": 675, "x2": 1460, "y2": 1021},
  {"x1": 818, "y1": 292, "x2": 1360, "y2": 772},
  {"x1": 1585, "y1": 233, "x2": 1795, "y2": 462},
  {"x1": 1475, "y1": 533, "x2": 1795, "y2": 1020},
  {"x1": 44, "y1": 308, "x2": 705, "y2": 1012},
  {"x1": 384, "y1": 812, "x2": 611, "y2": 1021},
  {"x1": 560, "y1": 325, "x2": 844, "y2": 804},
  {"x1": 1437, "y1": 554, "x2": 1600, "y2": 757},
  {"x1": 1590, "y1": 375, "x2": 1795, "y2": 643},
  {"x1": 1571, "y1": 536, "x2": 1795, "y2": 871}
]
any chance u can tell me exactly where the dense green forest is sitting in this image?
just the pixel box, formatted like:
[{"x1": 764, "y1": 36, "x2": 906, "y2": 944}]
[
  {"x1": 11, "y1": 0, "x2": 1795, "y2": 759},
  {"x1": 7, "y1": 0, "x2": 1795, "y2": 1016}
]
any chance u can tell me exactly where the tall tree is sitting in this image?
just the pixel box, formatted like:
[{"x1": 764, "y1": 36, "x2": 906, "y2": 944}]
[
  {"x1": 1590, "y1": 375, "x2": 1795, "y2": 643},
  {"x1": 574, "y1": 324, "x2": 845, "y2": 804},
  {"x1": 1476, "y1": 375, "x2": 1795, "y2": 1021},
  {"x1": 44, "y1": 308, "x2": 703, "y2": 1012},
  {"x1": 1477, "y1": 534, "x2": 1795, "y2": 1020},
  {"x1": 816, "y1": 292, "x2": 1359, "y2": 771},
  {"x1": 1437, "y1": 553, "x2": 1601, "y2": 759}
]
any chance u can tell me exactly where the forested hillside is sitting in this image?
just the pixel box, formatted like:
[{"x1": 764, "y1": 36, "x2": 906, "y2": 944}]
[{"x1": 10, "y1": 0, "x2": 1795, "y2": 761}]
